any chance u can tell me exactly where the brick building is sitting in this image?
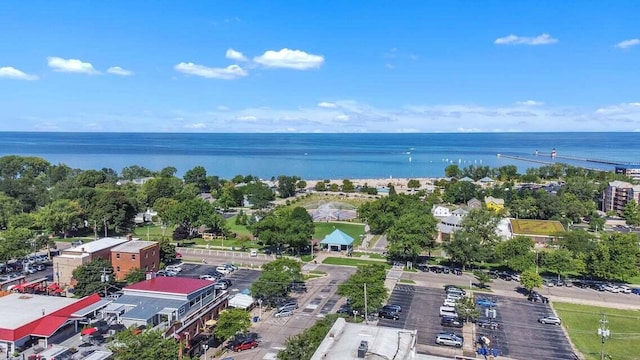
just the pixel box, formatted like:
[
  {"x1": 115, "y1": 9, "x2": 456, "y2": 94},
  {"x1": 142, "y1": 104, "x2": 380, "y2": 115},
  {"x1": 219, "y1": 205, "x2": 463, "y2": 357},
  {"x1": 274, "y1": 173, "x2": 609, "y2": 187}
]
[{"x1": 111, "y1": 241, "x2": 160, "y2": 281}]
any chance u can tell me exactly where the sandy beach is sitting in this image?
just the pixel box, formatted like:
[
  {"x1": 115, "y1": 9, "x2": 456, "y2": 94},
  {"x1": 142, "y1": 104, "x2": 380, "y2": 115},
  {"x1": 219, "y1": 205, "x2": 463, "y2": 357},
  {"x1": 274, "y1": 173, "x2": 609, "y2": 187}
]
[{"x1": 304, "y1": 177, "x2": 441, "y2": 191}]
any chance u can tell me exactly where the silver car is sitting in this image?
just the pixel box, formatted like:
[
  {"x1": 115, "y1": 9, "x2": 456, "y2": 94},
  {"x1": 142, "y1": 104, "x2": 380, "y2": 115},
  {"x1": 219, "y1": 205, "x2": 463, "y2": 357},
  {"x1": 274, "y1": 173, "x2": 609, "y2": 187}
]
[
  {"x1": 435, "y1": 332, "x2": 463, "y2": 347},
  {"x1": 274, "y1": 308, "x2": 294, "y2": 318}
]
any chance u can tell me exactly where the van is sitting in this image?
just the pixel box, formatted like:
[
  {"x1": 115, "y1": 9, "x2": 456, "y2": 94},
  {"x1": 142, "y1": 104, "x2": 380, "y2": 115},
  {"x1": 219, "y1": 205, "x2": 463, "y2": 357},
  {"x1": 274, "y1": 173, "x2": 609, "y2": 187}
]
[{"x1": 440, "y1": 306, "x2": 458, "y2": 317}]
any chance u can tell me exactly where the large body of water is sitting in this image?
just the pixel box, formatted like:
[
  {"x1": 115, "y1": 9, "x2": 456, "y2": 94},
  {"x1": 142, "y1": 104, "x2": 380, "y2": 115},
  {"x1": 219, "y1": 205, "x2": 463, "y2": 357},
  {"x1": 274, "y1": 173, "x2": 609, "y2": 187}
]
[{"x1": 0, "y1": 132, "x2": 638, "y2": 180}]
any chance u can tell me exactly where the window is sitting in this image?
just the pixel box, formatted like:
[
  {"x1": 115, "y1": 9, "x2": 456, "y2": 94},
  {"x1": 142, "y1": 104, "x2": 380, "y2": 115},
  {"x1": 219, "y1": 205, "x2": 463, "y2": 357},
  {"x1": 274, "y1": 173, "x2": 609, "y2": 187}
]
[
  {"x1": 116, "y1": 253, "x2": 120, "y2": 259},
  {"x1": 145, "y1": 265, "x2": 149, "y2": 271},
  {"x1": 116, "y1": 266, "x2": 120, "y2": 272},
  {"x1": 152, "y1": 250, "x2": 156, "y2": 256},
  {"x1": 145, "y1": 253, "x2": 148, "y2": 259},
  {"x1": 131, "y1": 254, "x2": 136, "y2": 260}
]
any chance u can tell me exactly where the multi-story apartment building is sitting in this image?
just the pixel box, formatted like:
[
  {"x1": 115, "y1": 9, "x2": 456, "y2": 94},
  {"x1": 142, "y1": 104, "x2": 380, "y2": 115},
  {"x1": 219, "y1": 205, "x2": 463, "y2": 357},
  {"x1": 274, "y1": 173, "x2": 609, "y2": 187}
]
[{"x1": 602, "y1": 180, "x2": 640, "y2": 215}]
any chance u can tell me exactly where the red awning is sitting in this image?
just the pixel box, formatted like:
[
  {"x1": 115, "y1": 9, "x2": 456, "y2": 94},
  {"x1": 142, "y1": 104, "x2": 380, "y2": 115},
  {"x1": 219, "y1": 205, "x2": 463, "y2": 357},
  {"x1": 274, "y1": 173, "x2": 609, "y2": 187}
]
[{"x1": 81, "y1": 327, "x2": 98, "y2": 336}]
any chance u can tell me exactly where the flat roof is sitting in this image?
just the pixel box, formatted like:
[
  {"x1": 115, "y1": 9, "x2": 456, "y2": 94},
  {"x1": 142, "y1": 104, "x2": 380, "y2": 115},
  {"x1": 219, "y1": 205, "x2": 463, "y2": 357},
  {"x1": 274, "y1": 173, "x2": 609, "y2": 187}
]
[
  {"x1": 124, "y1": 276, "x2": 213, "y2": 296},
  {"x1": 112, "y1": 240, "x2": 158, "y2": 253},
  {"x1": 56, "y1": 253, "x2": 91, "y2": 259},
  {"x1": 65, "y1": 237, "x2": 131, "y2": 254},
  {"x1": 115, "y1": 295, "x2": 186, "y2": 321},
  {"x1": 0, "y1": 294, "x2": 78, "y2": 330},
  {"x1": 311, "y1": 318, "x2": 417, "y2": 360}
]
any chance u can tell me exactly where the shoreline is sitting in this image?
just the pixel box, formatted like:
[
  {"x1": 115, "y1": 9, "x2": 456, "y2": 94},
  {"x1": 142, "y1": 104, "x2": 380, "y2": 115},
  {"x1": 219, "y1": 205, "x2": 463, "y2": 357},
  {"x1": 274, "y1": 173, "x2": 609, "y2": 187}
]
[{"x1": 303, "y1": 177, "x2": 441, "y2": 190}]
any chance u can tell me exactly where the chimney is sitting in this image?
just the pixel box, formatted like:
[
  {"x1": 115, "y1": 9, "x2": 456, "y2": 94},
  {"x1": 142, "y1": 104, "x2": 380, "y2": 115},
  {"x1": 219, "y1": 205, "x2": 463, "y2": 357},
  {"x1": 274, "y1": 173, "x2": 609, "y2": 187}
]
[{"x1": 127, "y1": 234, "x2": 133, "y2": 241}]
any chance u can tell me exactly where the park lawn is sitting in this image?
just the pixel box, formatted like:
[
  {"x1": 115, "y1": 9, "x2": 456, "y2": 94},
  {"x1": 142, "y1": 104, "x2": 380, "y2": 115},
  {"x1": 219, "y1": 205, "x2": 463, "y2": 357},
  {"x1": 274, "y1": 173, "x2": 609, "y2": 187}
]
[
  {"x1": 322, "y1": 257, "x2": 390, "y2": 268},
  {"x1": 626, "y1": 275, "x2": 640, "y2": 285},
  {"x1": 553, "y1": 302, "x2": 640, "y2": 360},
  {"x1": 290, "y1": 193, "x2": 373, "y2": 209},
  {"x1": 351, "y1": 252, "x2": 386, "y2": 259},
  {"x1": 226, "y1": 215, "x2": 253, "y2": 237},
  {"x1": 132, "y1": 224, "x2": 173, "y2": 238},
  {"x1": 314, "y1": 222, "x2": 365, "y2": 245}
]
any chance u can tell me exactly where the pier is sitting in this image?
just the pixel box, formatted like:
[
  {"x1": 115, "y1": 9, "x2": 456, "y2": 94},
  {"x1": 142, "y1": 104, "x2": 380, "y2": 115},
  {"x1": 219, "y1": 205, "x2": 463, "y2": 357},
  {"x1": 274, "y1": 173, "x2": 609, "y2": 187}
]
[
  {"x1": 534, "y1": 152, "x2": 640, "y2": 166},
  {"x1": 496, "y1": 154, "x2": 555, "y2": 165}
]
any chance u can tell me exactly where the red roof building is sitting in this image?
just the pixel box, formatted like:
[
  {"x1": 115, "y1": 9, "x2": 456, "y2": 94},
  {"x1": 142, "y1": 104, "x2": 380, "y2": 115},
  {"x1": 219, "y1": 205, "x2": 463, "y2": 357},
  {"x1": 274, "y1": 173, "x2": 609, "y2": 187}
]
[
  {"x1": 0, "y1": 293, "x2": 102, "y2": 353},
  {"x1": 124, "y1": 276, "x2": 213, "y2": 295}
]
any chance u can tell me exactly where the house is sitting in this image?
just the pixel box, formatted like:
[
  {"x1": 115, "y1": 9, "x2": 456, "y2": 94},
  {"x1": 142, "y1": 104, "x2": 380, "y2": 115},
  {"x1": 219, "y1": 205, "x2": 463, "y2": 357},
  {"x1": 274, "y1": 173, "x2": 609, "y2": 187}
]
[
  {"x1": 459, "y1": 176, "x2": 474, "y2": 182},
  {"x1": 101, "y1": 277, "x2": 228, "y2": 358},
  {"x1": 602, "y1": 180, "x2": 640, "y2": 216},
  {"x1": 451, "y1": 208, "x2": 469, "y2": 217},
  {"x1": 615, "y1": 166, "x2": 640, "y2": 181},
  {"x1": 467, "y1": 198, "x2": 482, "y2": 209},
  {"x1": 484, "y1": 196, "x2": 505, "y2": 212},
  {"x1": 479, "y1": 176, "x2": 495, "y2": 184},
  {"x1": 111, "y1": 241, "x2": 160, "y2": 281},
  {"x1": 0, "y1": 293, "x2": 105, "y2": 354},
  {"x1": 437, "y1": 214, "x2": 465, "y2": 241},
  {"x1": 53, "y1": 237, "x2": 132, "y2": 288},
  {"x1": 431, "y1": 205, "x2": 451, "y2": 218}
]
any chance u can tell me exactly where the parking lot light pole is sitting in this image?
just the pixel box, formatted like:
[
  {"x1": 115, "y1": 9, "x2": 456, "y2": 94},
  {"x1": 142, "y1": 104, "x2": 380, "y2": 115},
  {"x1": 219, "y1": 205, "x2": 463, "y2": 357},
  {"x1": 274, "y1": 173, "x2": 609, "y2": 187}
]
[{"x1": 598, "y1": 313, "x2": 610, "y2": 360}]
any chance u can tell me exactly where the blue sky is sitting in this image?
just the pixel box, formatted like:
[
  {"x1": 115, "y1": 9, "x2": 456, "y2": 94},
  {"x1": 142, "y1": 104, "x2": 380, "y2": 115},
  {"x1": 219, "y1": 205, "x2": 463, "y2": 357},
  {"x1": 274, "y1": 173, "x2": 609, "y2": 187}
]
[{"x1": 1, "y1": 1, "x2": 639, "y2": 132}]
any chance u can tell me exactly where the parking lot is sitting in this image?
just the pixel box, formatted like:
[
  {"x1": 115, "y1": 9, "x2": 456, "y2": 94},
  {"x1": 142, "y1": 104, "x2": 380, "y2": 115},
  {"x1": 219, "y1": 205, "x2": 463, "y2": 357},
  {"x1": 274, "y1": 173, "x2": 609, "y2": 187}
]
[
  {"x1": 177, "y1": 263, "x2": 260, "y2": 293},
  {"x1": 378, "y1": 284, "x2": 576, "y2": 359}
]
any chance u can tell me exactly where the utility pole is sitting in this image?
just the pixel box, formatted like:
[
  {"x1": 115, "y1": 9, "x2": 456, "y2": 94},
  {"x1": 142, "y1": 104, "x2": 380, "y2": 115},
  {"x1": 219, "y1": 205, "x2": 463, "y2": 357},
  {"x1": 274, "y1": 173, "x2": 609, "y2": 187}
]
[
  {"x1": 597, "y1": 312, "x2": 611, "y2": 360},
  {"x1": 100, "y1": 268, "x2": 110, "y2": 297},
  {"x1": 364, "y1": 283, "x2": 368, "y2": 324}
]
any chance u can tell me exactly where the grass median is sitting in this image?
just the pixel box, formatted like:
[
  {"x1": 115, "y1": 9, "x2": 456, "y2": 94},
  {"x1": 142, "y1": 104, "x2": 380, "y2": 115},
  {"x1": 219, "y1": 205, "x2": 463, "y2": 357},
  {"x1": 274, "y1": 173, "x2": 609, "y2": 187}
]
[
  {"x1": 322, "y1": 256, "x2": 391, "y2": 268},
  {"x1": 553, "y1": 302, "x2": 640, "y2": 360}
]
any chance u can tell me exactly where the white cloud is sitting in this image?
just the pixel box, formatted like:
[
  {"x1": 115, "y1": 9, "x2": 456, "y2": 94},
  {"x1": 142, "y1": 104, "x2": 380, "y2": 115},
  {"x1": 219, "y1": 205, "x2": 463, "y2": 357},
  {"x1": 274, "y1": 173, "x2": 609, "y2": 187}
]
[
  {"x1": 595, "y1": 102, "x2": 640, "y2": 115},
  {"x1": 217, "y1": 105, "x2": 230, "y2": 111},
  {"x1": 185, "y1": 123, "x2": 207, "y2": 129},
  {"x1": 0, "y1": 66, "x2": 38, "y2": 80},
  {"x1": 317, "y1": 102, "x2": 337, "y2": 108},
  {"x1": 494, "y1": 33, "x2": 558, "y2": 45},
  {"x1": 334, "y1": 114, "x2": 350, "y2": 122},
  {"x1": 107, "y1": 66, "x2": 134, "y2": 76},
  {"x1": 615, "y1": 39, "x2": 640, "y2": 49},
  {"x1": 237, "y1": 115, "x2": 257, "y2": 122},
  {"x1": 253, "y1": 48, "x2": 324, "y2": 70},
  {"x1": 174, "y1": 63, "x2": 248, "y2": 79},
  {"x1": 516, "y1": 100, "x2": 544, "y2": 106},
  {"x1": 47, "y1": 56, "x2": 99, "y2": 74},
  {"x1": 225, "y1": 48, "x2": 248, "y2": 62}
]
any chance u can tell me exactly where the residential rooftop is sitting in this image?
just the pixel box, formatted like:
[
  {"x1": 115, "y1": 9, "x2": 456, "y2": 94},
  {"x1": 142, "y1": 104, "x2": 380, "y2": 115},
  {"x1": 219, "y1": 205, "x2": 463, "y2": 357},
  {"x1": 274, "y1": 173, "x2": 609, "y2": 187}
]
[{"x1": 112, "y1": 240, "x2": 157, "y2": 253}]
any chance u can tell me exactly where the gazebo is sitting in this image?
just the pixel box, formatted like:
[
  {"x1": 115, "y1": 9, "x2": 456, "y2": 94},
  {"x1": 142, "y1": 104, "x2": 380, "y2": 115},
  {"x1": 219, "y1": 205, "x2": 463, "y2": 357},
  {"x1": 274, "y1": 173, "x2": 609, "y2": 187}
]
[{"x1": 320, "y1": 229, "x2": 355, "y2": 252}]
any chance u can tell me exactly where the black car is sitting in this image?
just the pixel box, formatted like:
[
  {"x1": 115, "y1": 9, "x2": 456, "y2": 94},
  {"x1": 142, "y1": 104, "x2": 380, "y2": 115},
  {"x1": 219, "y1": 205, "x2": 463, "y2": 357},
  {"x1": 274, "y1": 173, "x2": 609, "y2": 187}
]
[
  {"x1": 208, "y1": 271, "x2": 224, "y2": 278},
  {"x1": 290, "y1": 280, "x2": 307, "y2": 293},
  {"x1": 441, "y1": 316, "x2": 464, "y2": 328},
  {"x1": 378, "y1": 309, "x2": 399, "y2": 320},
  {"x1": 337, "y1": 305, "x2": 352, "y2": 314},
  {"x1": 382, "y1": 304, "x2": 402, "y2": 313}
]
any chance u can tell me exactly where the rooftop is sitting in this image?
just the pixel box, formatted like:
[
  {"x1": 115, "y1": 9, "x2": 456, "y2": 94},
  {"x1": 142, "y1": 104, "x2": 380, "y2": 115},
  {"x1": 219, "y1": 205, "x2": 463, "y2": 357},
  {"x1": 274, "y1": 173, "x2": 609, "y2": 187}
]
[
  {"x1": 112, "y1": 240, "x2": 158, "y2": 253},
  {"x1": 65, "y1": 237, "x2": 131, "y2": 254},
  {"x1": 124, "y1": 276, "x2": 213, "y2": 296},
  {"x1": 0, "y1": 294, "x2": 78, "y2": 329},
  {"x1": 311, "y1": 318, "x2": 417, "y2": 360},
  {"x1": 320, "y1": 229, "x2": 355, "y2": 246},
  {"x1": 510, "y1": 219, "x2": 565, "y2": 236},
  {"x1": 114, "y1": 294, "x2": 186, "y2": 321}
]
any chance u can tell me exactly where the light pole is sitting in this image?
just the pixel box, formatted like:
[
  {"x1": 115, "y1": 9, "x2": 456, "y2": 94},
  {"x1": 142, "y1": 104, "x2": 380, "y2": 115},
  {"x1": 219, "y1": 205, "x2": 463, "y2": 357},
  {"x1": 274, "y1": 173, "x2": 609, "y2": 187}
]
[
  {"x1": 535, "y1": 250, "x2": 539, "y2": 274},
  {"x1": 257, "y1": 299, "x2": 263, "y2": 319},
  {"x1": 103, "y1": 218, "x2": 108, "y2": 238},
  {"x1": 202, "y1": 343, "x2": 209, "y2": 359},
  {"x1": 100, "y1": 268, "x2": 110, "y2": 297}
]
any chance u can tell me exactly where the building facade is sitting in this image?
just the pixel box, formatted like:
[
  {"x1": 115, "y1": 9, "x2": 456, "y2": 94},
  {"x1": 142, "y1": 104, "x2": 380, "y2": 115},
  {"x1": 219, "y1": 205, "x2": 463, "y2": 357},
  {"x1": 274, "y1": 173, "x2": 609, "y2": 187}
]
[
  {"x1": 615, "y1": 166, "x2": 640, "y2": 182},
  {"x1": 602, "y1": 180, "x2": 640, "y2": 215},
  {"x1": 111, "y1": 241, "x2": 160, "y2": 281}
]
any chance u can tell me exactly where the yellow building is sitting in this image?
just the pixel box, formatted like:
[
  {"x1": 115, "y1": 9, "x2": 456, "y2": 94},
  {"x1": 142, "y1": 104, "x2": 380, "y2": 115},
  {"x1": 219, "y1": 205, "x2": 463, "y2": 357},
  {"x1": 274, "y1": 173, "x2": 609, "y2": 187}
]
[{"x1": 484, "y1": 196, "x2": 505, "y2": 212}]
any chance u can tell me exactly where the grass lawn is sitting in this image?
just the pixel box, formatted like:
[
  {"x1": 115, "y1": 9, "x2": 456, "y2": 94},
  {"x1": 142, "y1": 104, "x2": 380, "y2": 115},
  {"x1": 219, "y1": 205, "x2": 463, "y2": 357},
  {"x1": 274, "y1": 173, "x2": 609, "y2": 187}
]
[
  {"x1": 554, "y1": 302, "x2": 640, "y2": 360},
  {"x1": 314, "y1": 222, "x2": 365, "y2": 246},
  {"x1": 626, "y1": 275, "x2": 640, "y2": 285},
  {"x1": 226, "y1": 215, "x2": 253, "y2": 237},
  {"x1": 351, "y1": 252, "x2": 386, "y2": 259},
  {"x1": 322, "y1": 257, "x2": 390, "y2": 268},
  {"x1": 290, "y1": 193, "x2": 374, "y2": 209},
  {"x1": 132, "y1": 224, "x2": 173, "y2": 238},
  {"x1": 399, "y1": 279, "x2": 416, "y2": 284},
  {"x1": 368, "y1": 235, "x2": 381, "y2": 248}
]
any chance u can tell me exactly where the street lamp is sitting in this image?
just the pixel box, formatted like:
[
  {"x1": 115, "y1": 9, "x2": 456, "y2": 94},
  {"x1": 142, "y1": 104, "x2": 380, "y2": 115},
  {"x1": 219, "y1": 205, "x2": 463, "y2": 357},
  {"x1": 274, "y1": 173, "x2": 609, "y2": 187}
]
[{"x1": 257, "y1": 299, "x2": 263, "y2": 319}]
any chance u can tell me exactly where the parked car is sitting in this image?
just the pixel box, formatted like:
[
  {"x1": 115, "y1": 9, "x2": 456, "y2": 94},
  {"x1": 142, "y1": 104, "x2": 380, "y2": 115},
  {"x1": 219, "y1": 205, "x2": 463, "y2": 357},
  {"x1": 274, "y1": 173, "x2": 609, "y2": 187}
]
[
  {"x1": 165, "y1": 265, "x2": 182, "y2": 273},
  {"x1": 538, "y1": 316, "x2": 562, "y2": 325},
  {"x1": 208, "y1": 271, "x2": 224, "y2": 278},
  {"x1": 631, "y1": 288, "x2": 640, "y2": 295},
  {"x1": 156, "y1": 270, "x2": 176, "y2": 277},
  {"x1": 382, "y1": 304, "x2": 402, "y2": 313},
  {"x1": 232, "y1": 340, "x2": 258, "y2": 352},
  {"x1": 476, "y1": 298, "x2": 496, "y2": 307},
  {"x1": 337, "y1": 305, "x2": 352, "y2": 314},
  {"x1": 378, "y1": 309, "x2": 399, "y2": 320},
  {"x1": 35, "y1": 264, "x2": 46, "y2": 271},
  {"x1": 199, "y1": 275, "x2": 217, "y2": 281},
  {"x1": 441, "y1": 317, "x2": 464, "y2": 328},
  {"x1": 277, "y1": 301, "x2": 299, "y2": 312},
  {"x1": 439, "y1": 306, "x2": 458, "y2": 318},
  {"x1": 216, "y1": 266, "x2": 231, "y2": 274},
  {"x1": 528, "y1": 293, "x2": 549, "y2": 303},
  {"x1": 443, "y1": 298, "x2": 457, "y2": 307},
  {"x1": 446, "y1": 293, "x2": 463, "y2": 301},
  {"x1": 223, "y1": 263, "x2": 237, "y2": 271},
  {"x1": 274, "y1": 308, "x2": 295, "y2": 318},
  {"x1": 603, "y1": 284, "x2": 620, "y2": 293},
  {"x1": 618, "y1": 285, "x2": 632, "y2": 294},
  {"x1": 477, "y1": 319, "x2": 500, "y2": 330},
  {"x1": 435, "y1": 332, "x2": 463, "y2": 347}
]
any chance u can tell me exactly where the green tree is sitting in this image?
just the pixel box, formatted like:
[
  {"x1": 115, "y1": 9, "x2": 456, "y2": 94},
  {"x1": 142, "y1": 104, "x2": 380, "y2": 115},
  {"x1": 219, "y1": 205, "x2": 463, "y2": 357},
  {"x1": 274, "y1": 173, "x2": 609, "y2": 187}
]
[
  {"x1": 386, "y1": 211, "x2": 437, "y2": 261},
  {"x1": 277, "y1": 315, "x2": 339, "y2": 360},
  {"x1": 251, "y1": 258, "x2": 303, "y2": 303},
  {"x1": 442, "y1": 230, "x2": 483, "y2": 270},
  {"x1": 72, "y1": 258, "x2": 116, "y2": 297},
  {"x1": 407, "y1": 179, "x2": 421, "y2": 189},
  {"x1": 158, "y1": 237, "x2": 177, "y2": 266},
  {"x1": 124, "y1": 268, "x2": 146, "y2": 284},
  {"x1": 444, "y1": 164, "x2": 462, "y2": 178},
  {"x1": 341, "y1": 179, "x2": 355, "y2": 193},
  {"x1": 622, "y1": 200, "x2": 640, "y2": 226},
  {"x1": 314, "y1": 182, "x2": 327, "y2": 192},
  {"x1": 474, "y1": 271, "x2": 492, "y2": 289},
  {"x1": 337, "y1": 264, "x2": 387, "y2": 314},
  {"x1": 243, "y1": 181, "x2": 275, "y2": 209},
  {"x1": 520, "y1": 270, "x2": 543, "y2": 293},
  {"x1": 90, "y1": 191, "x2": 137, "y2": 236},
  {"x1": 165, "y1": 198, "x2": 216, "y2": 237},
  {"x1": 553, "y1": 230, "x2": 596, "y2": 258},
  {"x1": 276, "y1": 175, "x2": 300, "y2": 198},
  {"x1": 493, "y1": 236, "x2": 535, "y2": 273},
  {"x1": 588, "y1": 212, "x2": 606, "y2": 232},
  {"x1": 585, "y1": 232, "x2": 640, "y2": 281},
  {"x1": 214, "y1": 308, "x2": 252, "y2": 341},
  {"x1": 34, "y1": 199, "x2": 83, "y2": 237},
  {"x1": 454, "y1": 296, "x2": 480, "y2": 323},
  {"x1": 443, "y1": 181, "x2": 480, "y2": 204},
  {"x1": 109, "y1": 327, "x2": 181, "y2": 360},
  {"x1": 542, "y1": 249, "x2": 579, "y2": 281},
  {"x1": 120, "y1": 165, "x2": 155, "y2": 180},
  {"x1": 183, "y1": 166, "x2": 209, "y2": 192},
  {"x1": 0, "y1": 227, "x2": 32, "y2": 264},
  {"x1": 0, "y1": 192, "x2": 22, "y2": 229}
]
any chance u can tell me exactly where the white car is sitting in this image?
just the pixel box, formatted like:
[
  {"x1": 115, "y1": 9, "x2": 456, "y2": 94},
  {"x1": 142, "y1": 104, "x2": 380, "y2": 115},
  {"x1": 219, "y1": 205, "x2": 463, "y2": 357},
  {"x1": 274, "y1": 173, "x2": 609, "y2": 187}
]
[
  {"x1": 603, "y1": 284, "x2": 620, "y2": 293},
  {"x1": 443, "y1": 299, "x2": 457, "y2": 307},
  {"x1": 617, "y1": 285, "x2": 632, "y2": 294},
  {"x1": 199, "y1": 275, "x2": 217, "y2": 281},
  {"x1": 215, "y1": 266, "x2": 231, "y2": 274},
  {"x1": 539, "y1": 316, "x2": 562, "y2": 325},
  {"x1": 165, "y1": 265, "x2": 182, "y2": 273}
]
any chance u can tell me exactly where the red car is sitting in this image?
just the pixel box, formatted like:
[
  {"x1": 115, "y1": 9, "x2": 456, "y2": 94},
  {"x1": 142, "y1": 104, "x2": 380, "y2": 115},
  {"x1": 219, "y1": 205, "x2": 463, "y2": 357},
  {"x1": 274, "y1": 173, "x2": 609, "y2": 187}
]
[{"x1": 233, "y1": 340, "x2": 258, "y2": 352}]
